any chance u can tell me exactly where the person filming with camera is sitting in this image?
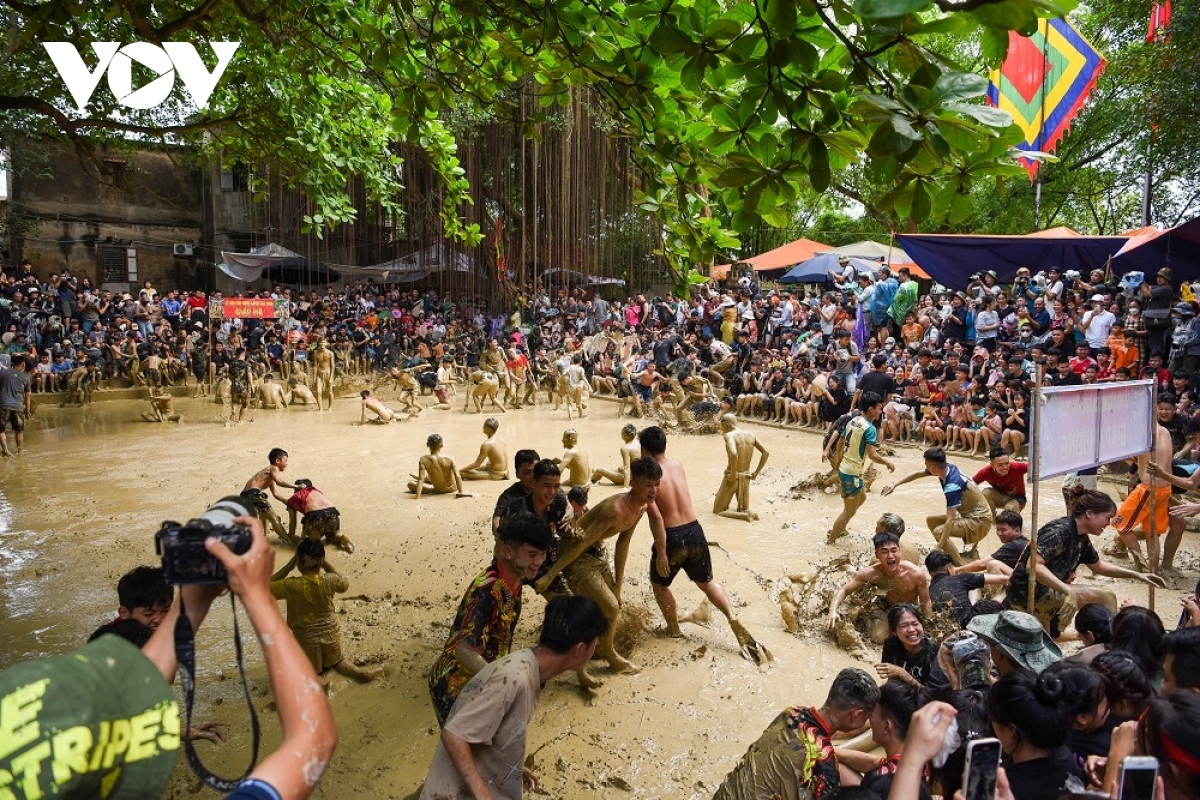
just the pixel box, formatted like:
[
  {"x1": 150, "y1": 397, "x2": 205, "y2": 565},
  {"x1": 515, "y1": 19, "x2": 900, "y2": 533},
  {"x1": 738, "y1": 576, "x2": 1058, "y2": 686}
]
[{"x1": 0, "y1": 505, "x2": 337, "y2": 800}]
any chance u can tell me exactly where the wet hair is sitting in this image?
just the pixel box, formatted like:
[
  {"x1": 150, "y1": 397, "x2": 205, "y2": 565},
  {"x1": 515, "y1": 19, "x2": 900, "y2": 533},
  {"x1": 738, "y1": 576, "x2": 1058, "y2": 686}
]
[
  {"x1": 872, "y1": 531, "x2": 900, "y2": 551},
  {"x1": 859, "y1": 391, "x2": 883, "y2": 412},
  {"x1": 968, "y1": 599, "x2": 1002, "y2": 623},
  {"x1": 296, "y1": 537, "x2": 325, "y2": 570},
  {"x1": 924, "y1": 550, "x2": 954, "y2": 575},
  {"x1": 117, "y1": 566, "x2": 172, "y2": 612},
  {"x1": 621, "y1": 423, "x2": 638, "y2": 438},
  {"x1": 876, "y1": 513, "x2": 905, "y2": 537},
  {"x1": 533, "y1": 459, "x2": 560, "y2": 480},
  {"x1": 1140, "y1": 692, "x2": 1200, "y2": 797},
  {"x1": 876, "y1": 678, "x2": 925, "y2": 740},
  {"x1": 1110, "y1": 605, "x2": 1165, "y2": 678},
  {"x1": 427, "y1": 433, "x2": 443, "y2": 449},
  {"x1": 994, "y1": 510, "x2": 1023, "y2": 531},
  {"x1": 988, "y1": 446, "x2": 1009, "y2": 460},
  {"x1": 638, "y1": 425, "x2": 668, "y2": 455},
  {"x1": 1066, "y1": 485, "x2": 1117, "y2": 517},
  {"x1": 629, "y1": 456, "x2": 663, "y2": 483},
  {"x1": 825, "y1": 667, "x2": 881, "y2": 712},
  {"x1": 538, "y1": 595, "x2": 610, "y2": 654},
  {"x1": 887, "y1": 603, "x2": 924, "y2": 635},
  {"x1": 567, "y1": 486, "x2": 589, "y2": 506},
  {"x1": 989, "y1": 669, "x2": 1071, "y2": 750},
  {"x1": 1092, "y1": 649, "x2": 1154, "y2": 713},
  {"x1": 87, "y1": 618, "x2": 154, "y2": 648},
  {"x1": 1042, "y1": 661, "x2": 1110, "y2": 722},
  {"x1": 1162, "y1": 627, "x2": 1200, "y2": 690},
  {"x1": 359, "y1": 389, "x2": 370, "y2": 398},
  {"x1": 497, "y1": 512, "x2": 552, "y2": 551},
  {"x1": 923, "y1": 446, "x2": 947, "y2": 466},
  {"x1": 514, "y1": 449, "x2": 540, "y2": 471},
  {"x1": 294, "y1": 478, "x2": 313, "y2": 489},
  {"x1": 268, "y1": 447, "x2": 288, "y2": 464},
  {"x1": 1073, "y1": 603, "x2": 1114, "y2": 645}
]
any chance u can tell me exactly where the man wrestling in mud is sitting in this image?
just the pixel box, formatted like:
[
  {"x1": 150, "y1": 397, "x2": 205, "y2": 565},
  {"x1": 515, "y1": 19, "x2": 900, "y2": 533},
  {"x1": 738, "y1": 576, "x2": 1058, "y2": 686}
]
[
  {"x1": 287, "y1": 478, "x2": 355, "y2": 553},
  {"x1": 242, "y1": 447, "x2": 295, "y2": 544},
  {"x1": 826, "y1": 531, "x2": 932, "y2": 645},
  {"x1": 534, "y1": 456, "x2": 664, "y2": 681},
  {"x1": 638, "y1": 425, "x2": 772, "y2": 663}
]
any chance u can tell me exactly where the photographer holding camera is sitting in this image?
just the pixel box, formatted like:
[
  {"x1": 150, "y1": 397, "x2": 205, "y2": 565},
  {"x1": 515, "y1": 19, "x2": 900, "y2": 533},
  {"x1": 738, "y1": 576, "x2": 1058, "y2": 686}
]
[{"x1": 0, "y1": 510, "x2": 336, "y2": 800}]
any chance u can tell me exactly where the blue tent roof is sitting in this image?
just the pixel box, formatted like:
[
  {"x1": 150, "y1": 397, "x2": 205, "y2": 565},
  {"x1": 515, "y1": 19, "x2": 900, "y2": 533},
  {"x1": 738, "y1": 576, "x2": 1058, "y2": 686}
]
[
  {"x1": 896, "y1": 231, "x2": 1128, "y2": 290},
  {"x1": 778, "y1": 254, "x2": 880, "y2": 284},
  {"x1": 1112, "y1": 217, "x2": 1200, "y2": 283}
]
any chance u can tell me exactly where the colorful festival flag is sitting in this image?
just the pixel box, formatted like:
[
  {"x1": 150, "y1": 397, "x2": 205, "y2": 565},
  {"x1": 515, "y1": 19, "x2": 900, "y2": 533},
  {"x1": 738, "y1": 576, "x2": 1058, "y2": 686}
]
[
  {"x1": 987, "y1": 18, "x2": 1105, "y2": 179},
  {"x1": 1147, "y1": 1, "x2": 1172, "y2": 44}
]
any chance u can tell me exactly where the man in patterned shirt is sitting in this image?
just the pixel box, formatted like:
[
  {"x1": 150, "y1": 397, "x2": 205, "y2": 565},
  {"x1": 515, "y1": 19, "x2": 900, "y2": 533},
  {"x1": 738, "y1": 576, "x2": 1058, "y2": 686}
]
[
  {"x1": 428, "y1": 513, "x2": 551, "y2": 725},
  {"x1": 713, "y1": 668, "x2": 879, "y2": 800}
]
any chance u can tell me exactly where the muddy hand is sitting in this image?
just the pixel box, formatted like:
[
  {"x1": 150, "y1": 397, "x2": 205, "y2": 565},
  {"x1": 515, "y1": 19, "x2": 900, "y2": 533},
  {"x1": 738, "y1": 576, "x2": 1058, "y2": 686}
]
[{"x1": 731, "y1": 620, "x2": 774, "y2": 664}]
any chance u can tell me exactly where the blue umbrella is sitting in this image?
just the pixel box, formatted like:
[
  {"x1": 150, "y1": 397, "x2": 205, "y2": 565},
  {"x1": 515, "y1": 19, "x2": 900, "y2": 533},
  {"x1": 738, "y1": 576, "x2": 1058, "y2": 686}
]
[{"x1": 777, "y1": 254, "x2": 881, "y2": 284}]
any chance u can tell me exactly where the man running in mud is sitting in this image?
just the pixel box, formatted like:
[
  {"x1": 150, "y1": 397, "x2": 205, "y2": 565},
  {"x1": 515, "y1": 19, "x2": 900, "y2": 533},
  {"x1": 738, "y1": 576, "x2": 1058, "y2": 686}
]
[
  {"x1": 407, "y1": 434, "x2": 470, "y2": 499},
  {"x1": 270, "y1": 537, "x2": 381, "y2": 682},
  {"x1": 638, "y1": 425, "x2": 772, "y2": 663},
  {"x1": 242, "y1": 447, "x2": 295, "y2": 543},
  {"x1": 460, "y1": 417, "x2": 508, "y2": 480},
  {"x1": 827, "y1": 392, "x2": 895, "y2": 543},
  {"x1": 287, "y1": 478, "x2": 355, "y2": 553},
  {"x1": 826, "y1": 531, "x2": 932, "y2": 645},
  {"x1": 227, "y1": 347, "x2": 253, "y2": 424},
  {"x1": 428, "y1": 513, "x2": 551, "y2": 725},
  {"x1": 534, "y1": 456, "x2": 664, "y2": 681}
]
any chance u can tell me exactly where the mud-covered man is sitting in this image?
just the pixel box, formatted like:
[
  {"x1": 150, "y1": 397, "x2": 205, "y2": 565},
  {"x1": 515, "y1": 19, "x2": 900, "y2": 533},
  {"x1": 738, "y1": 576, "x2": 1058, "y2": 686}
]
[
  {"x1": 287, "y1": 478, "x2": 355, "y2": 553},
  {"x1": 242, "y1": 447, "x2": 295, "y2": 543}
]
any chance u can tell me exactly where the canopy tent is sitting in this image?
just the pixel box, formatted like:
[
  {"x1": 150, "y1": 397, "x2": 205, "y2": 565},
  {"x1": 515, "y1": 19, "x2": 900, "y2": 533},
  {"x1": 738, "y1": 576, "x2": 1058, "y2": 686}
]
[
  {"x1": 896, "y1": 228, "x2": 1128, "y2": 290},
  {"x1": 541, "y1": 268, "x2": 626, "y2": 287},
  {"x1": 713, "y1": 236, "x2": 830, "y2": 280},
  {"x1": 815, "y1": 240, "x2": 930, "y2": 278},
  {"x1": 1112, "y1": 216, "x2": 1200, "y2": 283},
  {"x1": 219, "y1": 243, "x2": 472, "y2": 285},
  {"x1": 778, "y1": 254, "x2": 883, "y2": 284}
]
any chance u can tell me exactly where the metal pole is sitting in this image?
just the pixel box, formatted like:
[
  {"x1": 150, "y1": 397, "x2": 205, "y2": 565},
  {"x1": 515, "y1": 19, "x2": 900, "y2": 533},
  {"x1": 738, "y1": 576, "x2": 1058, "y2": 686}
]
[
  {"x1": 1147, "y1": 381, "x2": 1159, "y2": 611},
  {"x1": 1027, "y1": 363, "x2": 1044, "y2": 613}
]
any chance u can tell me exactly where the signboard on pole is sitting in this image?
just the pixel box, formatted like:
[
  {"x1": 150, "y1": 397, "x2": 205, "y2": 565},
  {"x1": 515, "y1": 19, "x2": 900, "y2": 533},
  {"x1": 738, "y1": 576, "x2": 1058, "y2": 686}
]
[
  {"x1": 209, "y1": 298, "x2": 288, "y2": 319},
  {"x1": 1035, "y1": 380, "x2": 1155, "y2": 479}
]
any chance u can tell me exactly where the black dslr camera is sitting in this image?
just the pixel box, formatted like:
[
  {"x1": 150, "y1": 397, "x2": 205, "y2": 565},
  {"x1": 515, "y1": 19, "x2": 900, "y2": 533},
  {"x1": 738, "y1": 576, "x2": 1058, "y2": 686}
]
[{"x1": 156, "y1": 496, "x2": 253, "y2": 585}]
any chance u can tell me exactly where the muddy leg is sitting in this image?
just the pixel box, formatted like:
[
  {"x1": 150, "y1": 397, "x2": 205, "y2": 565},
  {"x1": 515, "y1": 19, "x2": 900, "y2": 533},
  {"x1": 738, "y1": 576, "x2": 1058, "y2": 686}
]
[
  {"x1": 333, "y1": 659, "x2": 383, "y2": 683},
  {"x1": 651, "y1": 583, "x2": 683, "y2": 637}
]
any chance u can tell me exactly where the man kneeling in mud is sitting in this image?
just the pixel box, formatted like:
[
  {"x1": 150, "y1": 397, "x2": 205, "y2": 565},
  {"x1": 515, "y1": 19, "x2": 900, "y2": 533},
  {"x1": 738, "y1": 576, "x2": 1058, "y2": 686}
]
[{"x1": 287, "y1": 478, "x2": 355, "y2": 553}]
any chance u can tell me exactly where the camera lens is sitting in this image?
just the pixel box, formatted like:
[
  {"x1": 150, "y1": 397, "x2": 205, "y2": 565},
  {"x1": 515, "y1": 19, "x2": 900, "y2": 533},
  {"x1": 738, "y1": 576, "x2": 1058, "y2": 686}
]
[{"x1": 200, "y1": 496, "x2": 254, "y2": 530}]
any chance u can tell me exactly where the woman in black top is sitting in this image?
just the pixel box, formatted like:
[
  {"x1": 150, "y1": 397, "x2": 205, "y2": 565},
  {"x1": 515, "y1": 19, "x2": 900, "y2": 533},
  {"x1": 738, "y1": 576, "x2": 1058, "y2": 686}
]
[
  {"x1": 817, "y1": 374, "x2": 850, "y2": 425},
  {"x1": 990, "y1": 669, "x2": 1084, "y2": 800},
  {"x1": 878, "y1": 604, "x2": 950, "y2": 693}
]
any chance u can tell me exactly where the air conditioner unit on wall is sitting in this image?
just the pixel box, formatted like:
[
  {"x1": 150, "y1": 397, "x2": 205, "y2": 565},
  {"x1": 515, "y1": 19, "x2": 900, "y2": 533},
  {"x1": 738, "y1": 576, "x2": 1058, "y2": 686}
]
[{"x1": 173, "y1": 242, "x2": 195, "y2": 257}]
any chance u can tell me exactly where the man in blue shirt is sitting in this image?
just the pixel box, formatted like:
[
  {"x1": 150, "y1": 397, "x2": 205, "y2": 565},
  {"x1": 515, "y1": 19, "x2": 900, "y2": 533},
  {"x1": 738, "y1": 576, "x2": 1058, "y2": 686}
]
[{"x1": 882, "y1": 446, "x2": 994, "y2": 565}]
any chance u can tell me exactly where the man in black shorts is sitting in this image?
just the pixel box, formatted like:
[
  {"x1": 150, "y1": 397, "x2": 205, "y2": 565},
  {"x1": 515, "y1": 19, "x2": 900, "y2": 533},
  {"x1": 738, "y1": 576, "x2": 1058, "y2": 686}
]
[
  {"x1": 638, "y1": 425, "x2": 771, "y2": 663},
  {"x1": 0, "y1": 353, "x2": 31, "y2": 457}
]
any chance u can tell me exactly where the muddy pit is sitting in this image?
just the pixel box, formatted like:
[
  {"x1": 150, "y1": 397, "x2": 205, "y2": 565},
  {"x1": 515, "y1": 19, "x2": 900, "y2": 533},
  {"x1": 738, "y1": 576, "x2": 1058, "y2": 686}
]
[{"x1": 1, "y1": 390, "x2": 1191, "y2": 799}]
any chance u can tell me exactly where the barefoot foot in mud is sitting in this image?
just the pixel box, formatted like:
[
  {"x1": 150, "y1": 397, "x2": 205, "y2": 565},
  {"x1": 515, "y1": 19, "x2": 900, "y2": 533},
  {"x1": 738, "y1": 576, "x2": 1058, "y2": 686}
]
[{"x1": 730, "y1": 620, "x2": 774, "y2": 664}]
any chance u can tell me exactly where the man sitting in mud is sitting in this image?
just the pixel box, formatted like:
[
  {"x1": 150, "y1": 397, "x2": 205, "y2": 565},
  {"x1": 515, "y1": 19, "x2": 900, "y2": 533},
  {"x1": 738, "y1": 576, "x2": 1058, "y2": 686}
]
[
  {"x1": 591, "y1": 423, "x2": 641, "y2": 487},
  {"x1": 554, "y1": 428, "x2": 591, "y2": 487},
  {"x1": 460, "y1": 417, "x2": 508, "y2": 480},
  {"x1": 533, "y1": 456, "x2": 664, "y2": 683},
  {"x1": 359, "y1": 388, "x2": 396, "y2": 424},
  {"x1": 428, "y1": 513, "x2": 551, "y2": 725},
  {"x1": 407, "y1": 433, "x2": 470, "y2": 499},
  {"x1": 287, "y1": 478, "x2": 355, "y2": 553},
  {"x1": 826, "y1": 531, "x2": 932, "y2": 645},
  {"x1": 256, "y1": 374, "x2": 288, "y2": 409},
  {"x1": 141, "y1": 387, "x2": 183, "y2": 423},
  {"x1": 241, "y1": 447, "x2": 295, "y2": 543},
  {"x1": 270, "y1": 537, "x2": 380, "y2": 682}
]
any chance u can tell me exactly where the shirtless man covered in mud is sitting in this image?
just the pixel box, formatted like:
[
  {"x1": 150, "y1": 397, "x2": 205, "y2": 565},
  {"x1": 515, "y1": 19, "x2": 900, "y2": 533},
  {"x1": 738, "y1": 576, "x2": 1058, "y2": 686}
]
[
  {"x1": 287, "y1": 478, "x2": 355, "y2": 553},
  {"x1": 464, "y1": 370, "x2": 506, "y2": 414},
  {"x1": 256, "y1": 374, "x2": 288, "y2": 409},
  {"x1": 534, "y1": 456, "x2": 664, "y2": 682},
  {"x1": 312, "y1": 340, "x2": 335, "y2": 410},
  {"x1": 713, "y1": 414, "x2": 769, "y2": 522},
  {"x1": 407, "y1": 434, "x2": 470, "y2": 499},
  {"x1": 359, "y1": 389, "x2": 396, "y2": 424},
  {"x1": 554, "y1": 428, "x2": 591, "y2": 487},
  {"x1": 826, "y1": 531, "x2": 932, "y2": 645},
  {"x1": 638, "y1": 425, "x2": 772, "y2": 663},
  {"x1": 141, "y1": 387, "x2": 183, "y2": 423},
  {"x1": 285, "y1": 376, "x2": 318, "y2": 408},
  {"x1": 242, "y1": 447, "x2": 295, "y2": 544},
  {"x1": 591, "y1": 423, "x2": 641, "y2": 487},
  {"x1": 460, "y1": 417, "x2": 508, "y2": 480}
]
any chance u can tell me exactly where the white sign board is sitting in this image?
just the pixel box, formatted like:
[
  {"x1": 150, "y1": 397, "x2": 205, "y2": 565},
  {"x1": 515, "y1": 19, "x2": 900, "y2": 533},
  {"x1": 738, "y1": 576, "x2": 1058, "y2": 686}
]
[{"x1": 1035, "y1": 380, "x2": 1155, "y2": 479}]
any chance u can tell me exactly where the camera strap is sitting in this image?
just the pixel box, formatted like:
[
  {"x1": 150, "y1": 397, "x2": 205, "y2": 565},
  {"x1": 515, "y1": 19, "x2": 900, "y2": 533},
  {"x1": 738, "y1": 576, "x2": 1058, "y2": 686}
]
[{"x1": 175, "y1": 592, "x2": 261, "y2": 792}]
